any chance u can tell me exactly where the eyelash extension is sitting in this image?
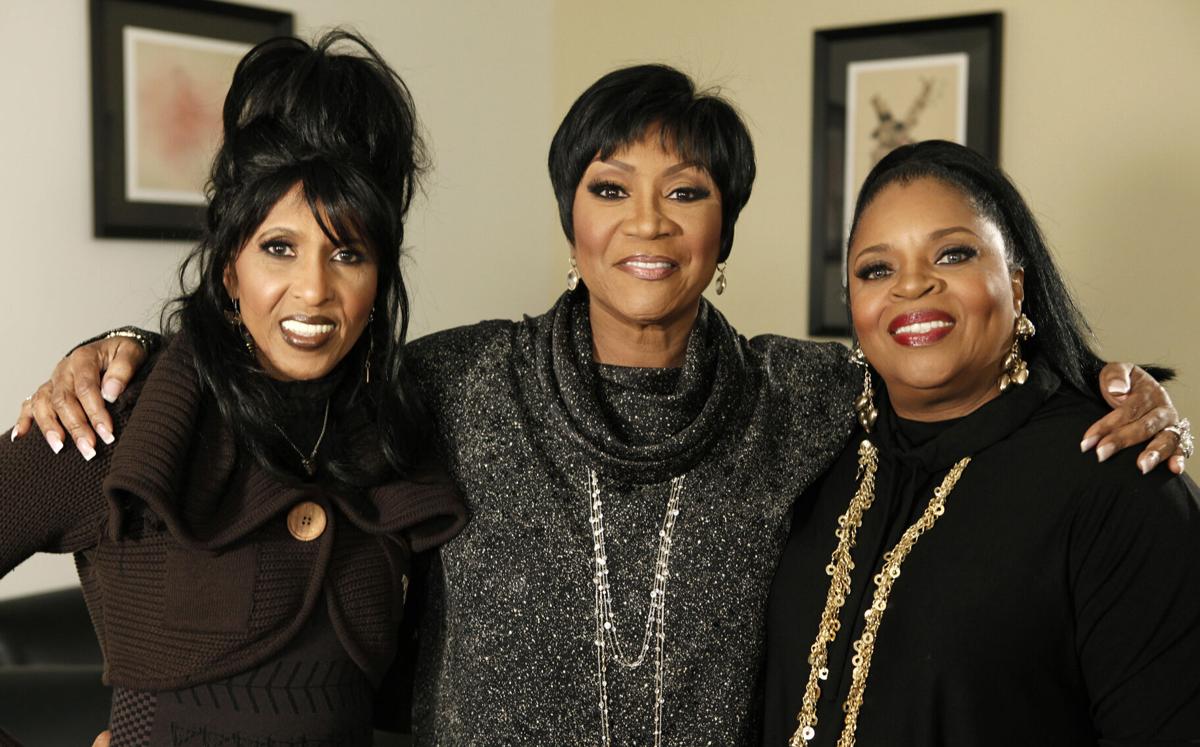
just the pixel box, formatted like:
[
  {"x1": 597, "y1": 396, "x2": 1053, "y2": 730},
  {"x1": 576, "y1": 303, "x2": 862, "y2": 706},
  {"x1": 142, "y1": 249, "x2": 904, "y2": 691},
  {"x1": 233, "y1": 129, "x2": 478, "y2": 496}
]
[
  {"x1": 671, "y1": 186, "x2": 712, "y2": 201},
  {"x1": 939, "y1": 245, "x2": 979, "y2": 262},
  {"x1": 586, "y1": 180, "x2": 625, "y2": 198}
]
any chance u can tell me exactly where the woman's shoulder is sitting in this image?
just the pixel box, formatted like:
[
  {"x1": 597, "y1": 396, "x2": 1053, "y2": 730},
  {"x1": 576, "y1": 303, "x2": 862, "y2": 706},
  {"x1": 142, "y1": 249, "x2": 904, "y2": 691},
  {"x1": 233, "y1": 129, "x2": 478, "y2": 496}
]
[
  {"x1": 405, "y1": 319, "x2": 524, "y2": 393},
  {"x1": 744, "y1": 334, "x2": 853, "y2": 375}
]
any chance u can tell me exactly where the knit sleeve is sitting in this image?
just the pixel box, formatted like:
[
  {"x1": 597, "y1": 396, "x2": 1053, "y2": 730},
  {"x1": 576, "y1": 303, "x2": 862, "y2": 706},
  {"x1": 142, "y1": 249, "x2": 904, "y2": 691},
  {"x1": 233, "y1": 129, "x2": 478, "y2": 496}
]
[
  {"x1": 1068, "y1": 469, "x2": 1200, "y2": 741},
  {"x1": 0, "y1": 422, "x2": 110, "y2": 578}
]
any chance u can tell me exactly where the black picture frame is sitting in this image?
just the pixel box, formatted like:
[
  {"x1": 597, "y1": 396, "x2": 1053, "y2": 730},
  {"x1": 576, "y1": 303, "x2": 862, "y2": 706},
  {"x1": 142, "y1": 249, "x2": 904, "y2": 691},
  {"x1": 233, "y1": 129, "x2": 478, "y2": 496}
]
[
  {"x1": 90, "y1": 0, "x2": 292, "y2": 240},
  {"x1": 808, "y1": 13, "x2": 1003, "y2": 336}
]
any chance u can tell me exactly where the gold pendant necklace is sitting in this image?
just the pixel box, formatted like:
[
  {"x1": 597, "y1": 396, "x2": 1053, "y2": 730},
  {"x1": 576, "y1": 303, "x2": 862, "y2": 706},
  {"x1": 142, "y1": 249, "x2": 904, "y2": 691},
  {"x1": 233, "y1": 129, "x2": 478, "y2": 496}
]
[{"x1": 790, "y1": 439, "x2": 970, "y2": 747}]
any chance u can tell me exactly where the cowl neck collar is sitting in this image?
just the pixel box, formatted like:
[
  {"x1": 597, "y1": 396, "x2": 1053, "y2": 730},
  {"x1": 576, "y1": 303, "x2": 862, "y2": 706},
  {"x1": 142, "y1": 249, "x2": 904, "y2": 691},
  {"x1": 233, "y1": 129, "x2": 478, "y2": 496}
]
[
  {"x1": 102, "y1": 332, "x2": 464, "y2": 552},
  {"x1": 527, "y1": 289, "x2": 754, "y2": 483},
  {"x1": 871, "y1": 361, "x2": 1060, "y2": 474}
]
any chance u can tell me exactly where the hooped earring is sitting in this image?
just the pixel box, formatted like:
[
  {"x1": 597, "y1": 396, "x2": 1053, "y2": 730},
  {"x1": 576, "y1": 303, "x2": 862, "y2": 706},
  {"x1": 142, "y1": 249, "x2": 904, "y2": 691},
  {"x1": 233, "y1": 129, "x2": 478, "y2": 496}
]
[
  {"x1": 364, "y1": 311, "x2": 375, "y2": 384},
  {"x1": 715, "y1": 262, "x2": 728, "y2": 295},
  {"x1": 998, "y1": 313, "x2": 1036, "y2": 392},
  {"x1": 566, "y1": 257, "x2": 581, "y2": 291},
  {"x1": 850, "y1": 345, "x2": 878, "y2": 433}
]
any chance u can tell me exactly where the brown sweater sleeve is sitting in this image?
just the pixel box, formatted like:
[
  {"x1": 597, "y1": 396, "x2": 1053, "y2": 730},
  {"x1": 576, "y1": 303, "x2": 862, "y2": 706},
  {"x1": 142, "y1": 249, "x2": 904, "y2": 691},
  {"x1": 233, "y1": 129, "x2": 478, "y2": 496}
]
[{"x1": 0, "y1": 422, "x2": 111, "y2": 577}]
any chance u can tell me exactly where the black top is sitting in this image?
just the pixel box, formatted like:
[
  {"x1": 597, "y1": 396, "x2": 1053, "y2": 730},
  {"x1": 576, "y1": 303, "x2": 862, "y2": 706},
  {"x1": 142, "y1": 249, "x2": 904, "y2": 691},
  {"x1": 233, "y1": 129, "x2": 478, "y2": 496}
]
[{"x1": 763, "y1": 366, "x2": 1200, "y2": 746}]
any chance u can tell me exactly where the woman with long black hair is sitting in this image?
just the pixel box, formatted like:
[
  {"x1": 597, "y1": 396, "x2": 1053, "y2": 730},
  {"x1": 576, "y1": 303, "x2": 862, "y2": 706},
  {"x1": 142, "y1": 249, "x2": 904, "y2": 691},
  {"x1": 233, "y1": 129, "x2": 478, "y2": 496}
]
[{"x1": 0, "y1": 31, "x2": 464, "y2": 745}]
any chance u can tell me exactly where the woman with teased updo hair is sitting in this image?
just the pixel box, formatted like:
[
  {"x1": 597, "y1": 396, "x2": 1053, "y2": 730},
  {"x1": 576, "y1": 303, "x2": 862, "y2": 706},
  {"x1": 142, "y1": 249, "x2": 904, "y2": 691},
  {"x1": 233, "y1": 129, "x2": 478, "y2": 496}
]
[{"x1": 0, "y1": 31, "x2": 464, "y2": 745}]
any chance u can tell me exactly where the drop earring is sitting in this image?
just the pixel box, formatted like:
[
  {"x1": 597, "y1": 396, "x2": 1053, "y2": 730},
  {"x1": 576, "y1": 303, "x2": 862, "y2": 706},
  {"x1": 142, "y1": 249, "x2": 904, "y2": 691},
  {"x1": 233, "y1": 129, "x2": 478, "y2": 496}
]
[
  {"x1": 715, "y1": 262, "x2": 728, "y2": 295},
  {"x1": 998, "y1": 313, "x2": 1036, "y2": 392},
  {"x1": 364, "y1": 311, "x2": 375, "y2": 384},
  {"x1": 566, "y1": 257, "x2": 581, "y2": 291},
  {"x1": 850, "y1": 345, "x2": 877, "y2": 432},
  {"x1": 228, "y1": 298, "x2": 255, "y2": 356}
]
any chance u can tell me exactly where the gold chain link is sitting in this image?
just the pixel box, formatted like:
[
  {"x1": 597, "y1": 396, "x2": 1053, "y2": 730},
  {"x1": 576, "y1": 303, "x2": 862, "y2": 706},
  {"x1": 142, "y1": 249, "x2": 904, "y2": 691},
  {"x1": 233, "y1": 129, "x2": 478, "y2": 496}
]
[{"x1": 789, "y1": 439, "x2": 971, "y2": 747}]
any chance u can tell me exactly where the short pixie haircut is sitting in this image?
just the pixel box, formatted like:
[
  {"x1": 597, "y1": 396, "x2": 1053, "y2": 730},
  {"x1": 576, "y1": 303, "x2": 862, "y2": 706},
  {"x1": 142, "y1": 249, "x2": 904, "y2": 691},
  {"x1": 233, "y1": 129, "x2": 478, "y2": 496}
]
[{"x1": 548, "y1": 64, "x2": 756, "y2": 262}]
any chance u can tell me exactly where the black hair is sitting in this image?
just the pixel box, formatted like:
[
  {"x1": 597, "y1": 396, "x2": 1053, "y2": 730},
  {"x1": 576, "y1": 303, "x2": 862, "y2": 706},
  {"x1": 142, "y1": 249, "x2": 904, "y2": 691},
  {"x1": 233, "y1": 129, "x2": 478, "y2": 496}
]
[
  {"x1": 162, "y1": 30, "x2": 430, "y2": 491},
  {"x1": 847, "y1": 140, "x2": 1172, "y2": 399},
  {"x1": 548, "y1": 64, "x2": 756, "y2": 262}
]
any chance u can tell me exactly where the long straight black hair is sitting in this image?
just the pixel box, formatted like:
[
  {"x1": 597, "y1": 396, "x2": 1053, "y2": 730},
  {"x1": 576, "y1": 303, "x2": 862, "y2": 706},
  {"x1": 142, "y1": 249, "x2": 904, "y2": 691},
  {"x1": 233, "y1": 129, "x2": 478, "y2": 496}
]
[
  {"x1": 162, "y1": 30, "x2": 430, "y2": 489},
  {"x1": 848, "y1": 140, "x2": 1171, "y2": 399}
]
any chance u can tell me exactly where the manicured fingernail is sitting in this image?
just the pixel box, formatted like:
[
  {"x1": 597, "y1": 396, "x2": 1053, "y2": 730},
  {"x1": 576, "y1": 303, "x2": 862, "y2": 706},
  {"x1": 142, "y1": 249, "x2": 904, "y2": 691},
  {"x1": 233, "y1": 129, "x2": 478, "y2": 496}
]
[
  {"x1": 1139, "y1": 452, "x2": 1159, "y2": 474},
  {"x1": 101, "y1": 379, "x2": 122, "y2": 404},
  {"x1": 1107, "y1": 380, "x2": 1130, "y2": 395},
  {"x1": 1080, "y1": 435, "x2": 1099, "y2": 452},
  {"x1": 10, "y1": 426, "x2": 17, "y2": 442},
  {"x1": 1096, "y1": 443, "x2": 1115, "y2": 462},
  {"x1": 46, "y1": 431, "x2": 64, "y2": 454},
  {"x1": 77, "y1": 438, "x2": 96, "y2": 461},
  {"x1": 95, "y1": 422, "x2": 115, "y2": 445}
]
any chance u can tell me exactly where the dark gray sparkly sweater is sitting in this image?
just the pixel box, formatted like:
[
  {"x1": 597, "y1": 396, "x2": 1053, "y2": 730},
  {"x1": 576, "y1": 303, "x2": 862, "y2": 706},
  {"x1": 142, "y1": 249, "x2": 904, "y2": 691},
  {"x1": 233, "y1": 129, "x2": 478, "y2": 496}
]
[{"x1": 407, "y1": 291, "x2": 856, "y2": 746}]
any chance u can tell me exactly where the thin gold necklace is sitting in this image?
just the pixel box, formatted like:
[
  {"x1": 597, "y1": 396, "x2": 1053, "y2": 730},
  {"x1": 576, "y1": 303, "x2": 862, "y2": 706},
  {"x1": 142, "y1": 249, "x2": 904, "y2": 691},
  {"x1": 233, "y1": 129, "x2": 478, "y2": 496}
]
[
  {"x1": 275, "y1": 398, "x2": 331, "y2": 477},
  {"x1": 789, "y1": 438, "x2": 971, "y2": 747}
]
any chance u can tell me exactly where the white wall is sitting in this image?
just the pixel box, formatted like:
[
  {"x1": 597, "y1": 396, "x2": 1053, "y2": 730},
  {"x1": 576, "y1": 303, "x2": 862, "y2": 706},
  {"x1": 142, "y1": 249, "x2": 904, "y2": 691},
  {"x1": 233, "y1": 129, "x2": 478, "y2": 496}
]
[{"x1": 0, "y1": 0, "x2": 558, "y2": 600}]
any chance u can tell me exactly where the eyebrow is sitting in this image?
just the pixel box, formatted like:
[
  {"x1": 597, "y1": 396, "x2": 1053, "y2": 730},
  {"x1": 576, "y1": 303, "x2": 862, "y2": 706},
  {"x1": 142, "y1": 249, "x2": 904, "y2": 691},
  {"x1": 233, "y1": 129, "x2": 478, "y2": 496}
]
[
  {"x1": 593, "y1": 158, "x2": 705, "y2": 178},
  {"x1": 853, "y1": 225, "x2": 983, "y2": 259}
]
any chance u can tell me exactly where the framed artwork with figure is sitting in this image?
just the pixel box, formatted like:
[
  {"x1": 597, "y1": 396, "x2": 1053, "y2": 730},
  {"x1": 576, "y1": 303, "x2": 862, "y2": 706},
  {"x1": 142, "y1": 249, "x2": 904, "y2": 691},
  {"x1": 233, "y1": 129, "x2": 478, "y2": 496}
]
[
  {"x1": 90, "y1": 0, "x2": 292, "y2": 239},
  {"x1": 808, "y1": 13, "x2": 1002, "y2": 336}
]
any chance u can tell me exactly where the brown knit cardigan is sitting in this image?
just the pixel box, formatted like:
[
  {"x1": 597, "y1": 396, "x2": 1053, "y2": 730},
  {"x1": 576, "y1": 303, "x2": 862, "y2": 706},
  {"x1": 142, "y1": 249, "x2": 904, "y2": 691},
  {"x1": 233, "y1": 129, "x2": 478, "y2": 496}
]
[{"x1": 0, "y1": 334, "x2": 466, "y2": 691}]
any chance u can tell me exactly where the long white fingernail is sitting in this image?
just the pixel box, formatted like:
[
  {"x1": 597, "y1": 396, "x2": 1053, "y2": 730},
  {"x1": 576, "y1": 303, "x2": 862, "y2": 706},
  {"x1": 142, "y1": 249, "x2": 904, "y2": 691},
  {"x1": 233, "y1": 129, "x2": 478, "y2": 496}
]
[
  {"x1": 77, "y1": 438, "x2": 96, "y2": 461},
  {"x1": 101, "y1": 380, "x2": 121, "y2": 404},
  {"x1": 10, "y1": 426, "x2": 17, "y2": 442},
  {"x1": 1139, "y1": 453, "x2": 1159, "y2": 474},
  {"x1": 47, "y1": 432, "x2": 64, "y2": 454},
  {"x1": 1080, "y1": 435, "x2": 1099, "y2": 452},
  {"x1": 95, "y1": 422, "x2": 115, "y2": 445},
  {"x1": 1096, "y1": 443, "x2": 1115, "y2": 462},
  {"x1": 1107, "y1": 381, "x2": 1130, "y2": 395}
]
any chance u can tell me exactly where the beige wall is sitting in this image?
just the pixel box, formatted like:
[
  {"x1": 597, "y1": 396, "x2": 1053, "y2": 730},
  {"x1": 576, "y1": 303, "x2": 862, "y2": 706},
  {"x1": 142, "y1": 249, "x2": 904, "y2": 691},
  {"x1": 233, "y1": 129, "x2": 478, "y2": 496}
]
[
  {"x1": 552, "y1": 0, "x2": 1199, "y2": 418},
  {"x1": 2, "y1": 0, "x2": 1195, "y2": 598}
]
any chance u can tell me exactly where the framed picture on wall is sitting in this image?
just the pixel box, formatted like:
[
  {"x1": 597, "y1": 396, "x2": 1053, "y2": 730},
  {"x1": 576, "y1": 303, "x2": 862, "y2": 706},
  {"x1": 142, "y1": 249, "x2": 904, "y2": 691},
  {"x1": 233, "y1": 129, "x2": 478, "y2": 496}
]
[
  {"x1": 91, "y1": 0, "x2": 292, "y2": 239},
  {"x1": 808, "y1": 13, "x2": 1002, "y2": 336}
]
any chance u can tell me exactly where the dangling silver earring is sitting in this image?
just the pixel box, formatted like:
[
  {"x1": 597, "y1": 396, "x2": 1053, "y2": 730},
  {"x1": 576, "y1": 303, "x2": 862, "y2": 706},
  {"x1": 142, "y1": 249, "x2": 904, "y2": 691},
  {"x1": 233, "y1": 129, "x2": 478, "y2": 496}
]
[
  {"x1": 850, "y1": 345, "x2": 878, "y2": 433},
  {"x1": 364, "y1": 311, "x2": 375, "y2": 384},
  {"x1": 715, "y1": 262, "x2": 728, "y2": 295},
  {"x1": 566, "y1": 257, "x2": 581, "y2": 291},
  {"x1": 998, "y1": 313, "x2": 1036, "y2": 392},
  {"x1": 228, "y1": 298, "x2": 255, "y2": 356}
]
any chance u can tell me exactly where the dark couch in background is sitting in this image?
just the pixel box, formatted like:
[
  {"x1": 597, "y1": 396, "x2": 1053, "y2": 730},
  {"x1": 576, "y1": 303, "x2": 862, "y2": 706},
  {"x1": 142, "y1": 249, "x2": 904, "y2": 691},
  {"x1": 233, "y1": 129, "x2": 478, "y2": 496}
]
[{"x1": 0, "y1": 587, "x2": 110, "y2": 745}]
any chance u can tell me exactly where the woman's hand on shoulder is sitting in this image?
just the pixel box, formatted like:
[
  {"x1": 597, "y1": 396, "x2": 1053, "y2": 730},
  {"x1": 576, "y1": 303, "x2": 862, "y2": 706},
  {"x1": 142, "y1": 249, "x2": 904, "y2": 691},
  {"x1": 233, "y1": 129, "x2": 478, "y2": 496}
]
[
  {"x1": 11, "y1": 336, "x2": 147, "y2": 458},
  {"x1": 1082, "y1": 362, "x2": 1187, "y2": 475}
]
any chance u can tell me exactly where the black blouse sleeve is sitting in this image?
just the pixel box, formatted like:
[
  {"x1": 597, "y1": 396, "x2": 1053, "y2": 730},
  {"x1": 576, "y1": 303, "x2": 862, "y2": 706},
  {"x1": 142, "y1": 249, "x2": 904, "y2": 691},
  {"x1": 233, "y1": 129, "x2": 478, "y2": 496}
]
[{"x1": 1069, "y1": 468, "x2": 1200, "y2": 742}]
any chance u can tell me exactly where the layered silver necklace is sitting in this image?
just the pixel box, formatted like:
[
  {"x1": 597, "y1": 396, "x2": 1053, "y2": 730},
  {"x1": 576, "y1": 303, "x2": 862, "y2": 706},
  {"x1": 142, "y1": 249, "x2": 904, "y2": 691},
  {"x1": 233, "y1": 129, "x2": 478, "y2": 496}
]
[{"x1": 587, "y1": 469, "x2": 687, "y2": 747}]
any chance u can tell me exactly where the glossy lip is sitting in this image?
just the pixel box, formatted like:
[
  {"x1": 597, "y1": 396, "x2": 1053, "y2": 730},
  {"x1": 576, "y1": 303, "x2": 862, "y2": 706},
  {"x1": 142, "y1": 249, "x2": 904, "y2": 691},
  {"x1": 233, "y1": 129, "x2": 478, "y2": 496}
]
[
  {"x1": 887, "y1": 309, "x2": 956, "y2": 347},
  {"x1": 615, "y1": 254, "x2": 679, "y2": 281},
  {"x1": 279, "y1": 314, "x2": 337, "y2": 349}
]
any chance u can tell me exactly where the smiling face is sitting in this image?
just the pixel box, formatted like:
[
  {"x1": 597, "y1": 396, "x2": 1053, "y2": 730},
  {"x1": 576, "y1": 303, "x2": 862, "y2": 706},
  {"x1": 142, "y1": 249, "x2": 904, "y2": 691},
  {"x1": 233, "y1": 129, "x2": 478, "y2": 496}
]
[
  {"x1": 848, "y1": 177, "x2": 1024, "y2": 421},
  {"x1": 224, "y1": 184, "x2": 378, "y2": 381},
  {"x1": 571, "y1": 135, "x2": 723, "y2": 337}
]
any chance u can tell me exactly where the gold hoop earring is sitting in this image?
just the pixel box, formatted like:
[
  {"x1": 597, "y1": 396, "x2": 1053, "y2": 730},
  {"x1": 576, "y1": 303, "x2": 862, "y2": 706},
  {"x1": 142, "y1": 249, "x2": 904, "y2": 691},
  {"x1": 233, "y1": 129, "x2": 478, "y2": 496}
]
[
  {"x1": 851, "y1": 345, "x2": 877, "y2": 433},
  {"x1": 998, "y1": 313, "x2": 1036, "y2": 392},
  {"x1": 715, "y1": 262, "x2": 728, "y2": 295},
  {"x1": 566, "y1": 257, "x2": 581, "y2": 291}
]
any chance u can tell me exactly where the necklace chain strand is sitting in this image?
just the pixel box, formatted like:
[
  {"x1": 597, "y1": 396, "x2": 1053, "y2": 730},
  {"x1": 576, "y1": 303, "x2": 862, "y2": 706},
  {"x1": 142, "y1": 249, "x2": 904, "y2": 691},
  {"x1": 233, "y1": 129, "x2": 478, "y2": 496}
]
[
  {"x1": 589, "y1": 469, "x2": 685, "y2": 747},
  {"x1": 789, "y1": 439, "x2": 970, "y2": 747},
  {"x1": 274, "y1": 398, "x2": 331, "y2": 477}
]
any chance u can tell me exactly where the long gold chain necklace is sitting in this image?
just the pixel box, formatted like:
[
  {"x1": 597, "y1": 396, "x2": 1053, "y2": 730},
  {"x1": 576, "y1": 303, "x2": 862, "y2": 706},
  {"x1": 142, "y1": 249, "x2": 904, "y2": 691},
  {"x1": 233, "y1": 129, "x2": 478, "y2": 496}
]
[{"x1": 789, "y1": 438, "x2": 971, "y2": 747}]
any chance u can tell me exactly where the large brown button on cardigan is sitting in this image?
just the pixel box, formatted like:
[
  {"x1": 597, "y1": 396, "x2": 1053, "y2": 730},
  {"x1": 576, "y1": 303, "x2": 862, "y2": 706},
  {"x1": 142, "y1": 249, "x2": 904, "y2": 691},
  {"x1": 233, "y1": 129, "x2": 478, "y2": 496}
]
[{"x1": 0, "y1": 333, "x2": 466, "y2": 694}]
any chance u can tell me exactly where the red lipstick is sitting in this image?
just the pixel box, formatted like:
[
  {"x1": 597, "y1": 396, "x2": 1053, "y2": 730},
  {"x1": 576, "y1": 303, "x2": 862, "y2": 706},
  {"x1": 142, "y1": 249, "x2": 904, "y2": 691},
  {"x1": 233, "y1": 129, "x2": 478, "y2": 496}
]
[{"x1": 887, "y1": 310, "x2": 956, "y2": 347}]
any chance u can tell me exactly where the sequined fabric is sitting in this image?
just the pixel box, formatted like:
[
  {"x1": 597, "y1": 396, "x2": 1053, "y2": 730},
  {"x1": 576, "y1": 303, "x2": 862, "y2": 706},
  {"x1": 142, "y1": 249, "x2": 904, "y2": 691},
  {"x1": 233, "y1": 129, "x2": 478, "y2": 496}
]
[{"x1": 407, "y1": 290, "x2": 856, "y2": 746}]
